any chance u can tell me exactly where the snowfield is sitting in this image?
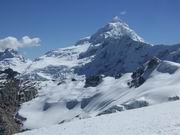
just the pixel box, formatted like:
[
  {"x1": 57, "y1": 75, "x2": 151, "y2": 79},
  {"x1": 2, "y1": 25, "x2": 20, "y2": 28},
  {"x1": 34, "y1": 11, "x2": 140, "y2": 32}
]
[
  {"x1": 16, "y1": 101, "x2": 180, "y2": 135},
  {"x1": 17, "y1": 59, "x2": 180, "y2": 129}
]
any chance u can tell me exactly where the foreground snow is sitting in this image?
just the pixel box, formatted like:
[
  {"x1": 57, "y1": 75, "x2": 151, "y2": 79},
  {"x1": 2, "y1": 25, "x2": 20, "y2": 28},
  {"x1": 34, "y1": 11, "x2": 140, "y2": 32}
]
[{"x1": 16, "y1": 101, "x2": 180, "y2": 135}]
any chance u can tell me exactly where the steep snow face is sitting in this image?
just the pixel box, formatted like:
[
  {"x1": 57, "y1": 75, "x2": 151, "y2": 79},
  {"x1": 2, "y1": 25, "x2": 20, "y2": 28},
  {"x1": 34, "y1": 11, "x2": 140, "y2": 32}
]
[
  {"x1": 78, "y1": 37, "x2": 151, "y2": 76},
  {"x1": 0, "y1": 48, "x2": 32, "y2": 73},
  {"x1": 90, "y1": 16, "x2": 144, "y2": 44},
  {"x1": 18, "y1": 59, "x2": 180, "y2": 129},
  {"x1": 16, "y1": 101, "x2": 180, "y2": 135},
  {"x1": 78, "y1": 37, "x2": 180, "y2": 77}
]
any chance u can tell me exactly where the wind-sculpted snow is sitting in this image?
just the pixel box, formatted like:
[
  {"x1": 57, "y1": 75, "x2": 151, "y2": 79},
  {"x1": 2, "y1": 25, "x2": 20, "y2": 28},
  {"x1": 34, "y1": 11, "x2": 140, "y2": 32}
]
[
  {"x1": 18, "y1": 60, "x2": 180, "y2": 129},
  {"x1": 16, "y1": 101, "x2": 180, "y2": 135}
]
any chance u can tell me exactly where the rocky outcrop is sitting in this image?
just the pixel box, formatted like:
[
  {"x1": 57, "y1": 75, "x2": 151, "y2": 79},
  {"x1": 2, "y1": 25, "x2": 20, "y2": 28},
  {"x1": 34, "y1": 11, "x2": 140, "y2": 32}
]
[
  {"x1": 168, "y1": 96, "x2": 180, "y2": 101},
  {"x1": 66, "y1": 100, "x2": 79, "y2": 110},
  {"x1": 128, "y1": 57, "x2": 160, "y2": 88},
  {"x1": 0, "y1": 68, "x2": 37, "y2": 135},
  {"x1": 84, "y1": 75, "x2": 103, "y2": 88},
  {"x1": 0, "y1": 105, "x2": 20, "y2": 135},
  {"x1": 81, "y1": 93, "x2": 101, "y2": 109}
]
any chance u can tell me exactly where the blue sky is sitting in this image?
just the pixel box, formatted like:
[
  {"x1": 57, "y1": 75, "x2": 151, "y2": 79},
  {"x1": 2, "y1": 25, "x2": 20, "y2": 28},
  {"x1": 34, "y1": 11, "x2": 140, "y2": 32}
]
[{"x1": 0, "y1": 0, "x2": 180, "y2": 59}]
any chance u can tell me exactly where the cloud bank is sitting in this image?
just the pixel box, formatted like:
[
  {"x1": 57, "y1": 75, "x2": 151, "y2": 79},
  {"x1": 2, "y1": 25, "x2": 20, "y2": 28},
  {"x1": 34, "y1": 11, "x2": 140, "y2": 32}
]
[{"x1": 0, "y1": 36, "x2": 41, "y2": 51}]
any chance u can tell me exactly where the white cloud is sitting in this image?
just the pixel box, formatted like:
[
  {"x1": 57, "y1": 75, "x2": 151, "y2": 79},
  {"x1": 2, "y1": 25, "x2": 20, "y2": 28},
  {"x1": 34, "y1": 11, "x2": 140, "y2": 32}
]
[
  {"x1": 120, "y1": 11, "x2": 127, "y2": 16},
  {"x1": 0, "y1": 36, "x2": 41, "y2": 51}
]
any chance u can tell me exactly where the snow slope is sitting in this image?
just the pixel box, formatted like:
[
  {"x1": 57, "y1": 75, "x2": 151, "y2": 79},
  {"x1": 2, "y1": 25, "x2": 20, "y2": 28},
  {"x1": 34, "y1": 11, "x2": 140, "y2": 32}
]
[
  {"x1": 23, "y1": 43, "x2": 90, "y2": 80},
  {"x1": 18, "y1": 59, "x2": 180, "y2": 129},
  {"x1": 16, "y1": 100, "x2": 180, "y2": 135},
  {"x1": 78, "y1": 38, "x2": 180, "y2": 76}
]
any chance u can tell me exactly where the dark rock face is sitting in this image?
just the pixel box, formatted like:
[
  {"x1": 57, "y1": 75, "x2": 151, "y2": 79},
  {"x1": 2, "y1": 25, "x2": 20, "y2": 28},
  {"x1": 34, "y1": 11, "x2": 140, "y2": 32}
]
[
  {"x1": 71, "y1": 78, "x2": 77, "y2": 81},
  {"x1": 131, "y1": 68, "x2": 144, "y2": 80},
  {"x1": 168, "y1": 96, "x2": 180, "y2": 101},
  {"x1": 147, "y1": 57, "x2": 160, "y2": 69},
  {"x1": 0, "y1": 68, "x2": 37, "y2": 135},
  {"x1": 129, "y1": 76, "x2": 145, "y2": 88},
  {"x1": 0, "y1": 72, "x2": 20, "y2": 106},
  {"x1": 18, "y1": 81, "x2": 37, "y2": 103},
  {"x1": 84, "y1": 75, "x2": 103, "y2": 88},
  {"x1": 0, "y1": 105, "x2": 20, "y2": 135},
  {"x1": 114, "y1": 73, "x2": 122, "y2": 79},
  {"x1": 0, "y1": 68, "x2": 19, "y2": 79},
  {"x1": 81, "y1": 93, "x2": 101, "y2": 109},
  {"x1": 66, "y1": 100, "x2": 79, "y2": 110},
  {"x1": 128, "y1": 57, "x2": 160, "y2": 88}
]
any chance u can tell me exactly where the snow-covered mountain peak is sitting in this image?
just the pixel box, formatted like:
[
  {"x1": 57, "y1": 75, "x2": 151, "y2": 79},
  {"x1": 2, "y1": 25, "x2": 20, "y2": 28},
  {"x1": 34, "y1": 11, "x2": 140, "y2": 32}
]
[
  {"x1": 90, "y1": 17, "x2": 144, "y2": 44},
  {"x1": 0, "y1": 48, "x2": 32, "y2": 73},
  {"x1": 0, "y1": 48, "x2": 23, "y2": 60},
  {"x1": 111, "y1": 16, "x2": 122, "y2": 23},
  {"x1": 110, "y1": 16, "x2": 129, "y2": 28}
]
